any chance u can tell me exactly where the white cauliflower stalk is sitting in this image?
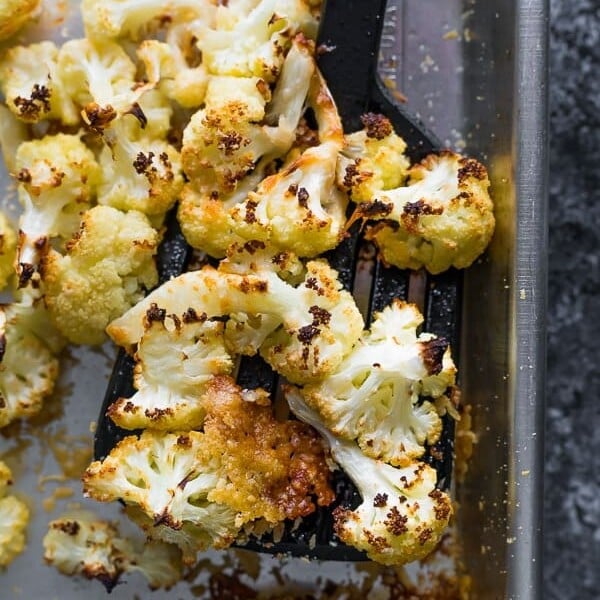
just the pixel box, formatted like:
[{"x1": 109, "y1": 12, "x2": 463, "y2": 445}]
[
  {"x1": 107, "y1": 243, "x2": 363, "y2": 384},
  {"x1": 351, "y1": 151, "x2": 495, "y2": 274},
  {"x1": 98, "y1": 118, "x2": 184, "y2": 217},
  {"x1": 14, "y1": 133, "x2": 101, "y2": 288},
  {"x1": 42, "y1": 205, "x2": 159, "y2": 346},
  {"x1": 0, "y1": 460, "x2": 29, "y2": 567},
  {"x1": 0, "y1": 41, "x2": 79, "y2": 124},
  {"x1": 299, "y1": 300, "x2": 456, "y2": 466},
  {"x1": 286, "y1": 390, "x2": 453, "y2": 566},
  {"x1": 43, "y1": 510, "x2": 182, "y2": 591},
  {"x1": 107, "y1": 309, "x2": 234, "y2": 430}
]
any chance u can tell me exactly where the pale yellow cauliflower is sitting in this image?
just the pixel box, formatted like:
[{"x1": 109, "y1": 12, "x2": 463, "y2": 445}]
[
  {"x1": 42, "y1": 206, "x2": 159, "y2": 345},
  {"x1": 0, "y1": 0, "x2": 40, "y2": 40},
  {"x1": 0, "y1": 460, "x2": 29, "y2": 568},
  {"x1": 351, "y1": 151, "x2": 495, "y2": 274},
  {"x1": 0, "y1": 212, "x2": 16, "y2": 290}
]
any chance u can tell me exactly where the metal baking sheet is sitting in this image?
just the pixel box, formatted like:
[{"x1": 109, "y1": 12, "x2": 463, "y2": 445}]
[{"x1": 0, "y1": 1, "x2": 547, "y2": 597}]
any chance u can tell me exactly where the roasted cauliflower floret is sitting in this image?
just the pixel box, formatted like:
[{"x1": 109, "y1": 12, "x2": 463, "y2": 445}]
[
  {"x1": 81, "y1": 0, "x2": 215, "y2": 41},
  {"x1": 43, "y1": 510, "x2": 182, "y2": 591},
  {"x1": 85, "y1": 377, "x2": 333, "y2": 560},
  {"x1": 98, "y1": 119, "x2": 184, "y2": 218},
  {"x1": 0, "y1": 460, "x2": 29, "y2": 567},
  {"x1": 57, "y1": 38, "x2": 150, "y2": 131},
  {"x1": 83, "y1": 431, "x2": 240, "y2": 551},
  {"x1": 196, "y1": 0, "x2": 317, "y2": 81},
  {"x1": 0, "y1": 0, "x2": 40, "y2": 40},
  {"x1": 107, "y1": 309, "x2": 234, "y2": 431},
  {"x1": 107, "y1": 243, "x2": 363, "y2": 384},
  {"x1": 14, "y1": 133, "x2": 101, "y2": 288},
  {"x1": 0, "y1": 41, "x2": 79, "y2": 124},
  {"x1": 0, "y1": 212, "x2": 16, "y2": 290},
  {"x1": 178, "y1": 34, "x2": 317, "y2": 257},
  {"x1": 286, "y1": 390, "x2": 453, "y2": 565},
  {"x1": 230, "y1": 68, "x2": 346, "y2": 257},
  {"x1": 137, "y1": 23, "x2": 209, "y2": 109},
  {"x1": 351, "y1": 151, "x2": 495, "y2": 274},
  {"x1": 42, "y1": 206, "x2": 159, "y2": 345},
  {"x1": 0, "y1": 296, "x2": 61, "y2": 428},
  {"x1": 337, "y1": 113, "x2": 410, "y2": 202},
  {"x1": 298, "y1": 300, "x2": 456, "y2": 466}
]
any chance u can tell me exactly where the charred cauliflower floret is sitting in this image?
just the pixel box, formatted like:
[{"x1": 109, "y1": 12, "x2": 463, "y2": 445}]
[
  {"x1": 0, "y1": 460, "x2": 29, "y2": 567},
  {"x1": 107, "y1": 309, "x2": 234, "y2": 431},
  {"x1": 351, "y1": 151, "x2": 495, "y2": 274},
  {"x1": 14, "y1": 133, "x2": 101, "y2": 288},
  {"x1": 85, "y1": 377, "x2": 333, "y2": 561},
  {"x1": 0, "y1": 0, "x2": 40, "y2": 40},
  {"x1": 230, "y1": 69, "x2": 347, "y2": 257},
  {"x1": 42, "y1": 205, "x2": 159, "y2": 345},
  {"x1": 287, "y1": 390, "x2": 453, "y2": 566},
  {"x1": 0, "y1": 41, "x2": 79, "y2": 124},
  {"x1": 337, "y1": 113, "x2": 410, "y2": 202},
  {"x1": 57, "y1": 38, "x2": 151, "y2": 132},
  {"x1": 0, "y1": 212, "x2": 16, "y2": 290},
  {"x1": 196, "y1": 0, "x2": 317, "y2": 81},
  {"x1": 81, "y1": 0, "x2": 215, "y2": 41},
  {"x1": 97, "y1": 118, "x2": 184, "y2": 218},
  {"x1": 178, "y1": 34, "x2": 315, "y2": 257},
  {"x1": 0, "y1": 294, "x2": 62, "y2": 428},
  {"x1": 298, "y1": 300, "x2": 456, "y2": 466},
  {"x1": 107, "y1": 243, "x2": 363, "y2": 384},
  {"x1": 43, "y1": 510, "x2": 182, "y2": 591}
]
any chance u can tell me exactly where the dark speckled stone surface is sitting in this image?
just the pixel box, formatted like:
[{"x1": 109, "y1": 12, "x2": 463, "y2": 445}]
[{"x1": 544, "y1": 1, "x2": 599, "y2": 598}]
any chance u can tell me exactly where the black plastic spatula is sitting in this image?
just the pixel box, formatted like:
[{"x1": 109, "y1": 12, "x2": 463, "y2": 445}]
[{"x1": 94, "y1": 0, "x2": 460, "y2": 561}]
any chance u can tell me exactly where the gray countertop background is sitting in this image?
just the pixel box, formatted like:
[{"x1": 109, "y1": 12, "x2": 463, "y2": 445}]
[{"x1": 544, "y1": 1, "x2": 599, "y2": 598}]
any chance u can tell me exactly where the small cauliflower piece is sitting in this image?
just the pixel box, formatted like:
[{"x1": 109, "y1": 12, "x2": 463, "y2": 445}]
[
  {"x1": 196, "y1": 0, "x2": 317, "y2": 81},
  {"x1": 0, "y1": 41, "x2": 79, "y2": 124},
  {"x1": 137, "y1": 23, "x2": 209, "y2": 109},
  {"x1": 107, "y1": 243, "x2": 363, "y2": 384},
  {"x1": 0, "y1": 296, "x2": 61, "y2": 428},
  {"x1": 98, "y1": 119, "x2": 184, "y2": 217},
  {"x1": 14, "y1": 133, "x2": 101, "y2": 287},
  {"x1": 81, "y1": 0, "x2": 215, "y2": 41},
  {"x1": 0, "y1": 105, "x2": 28, "y2": 173},
  {"x1": 337, "y1": 113, "x2": 410, "y2": 202},
  {"x1": 178, "y1": 34, "x2": 317, "y2": 257},
  {"x1": 0, "y1": 212, "x2": 16, "y2": 290},
  {"x1": 42, "y1": 206, "x2": 159, "y2": 345},
  {"x1": 85, "y1": 377, "x2": 334, "y2": 560},
  {"x1": 107, "y1": 309, "x2": 234, "y2": 430},
  {"x1": 299, "y1": 300, "x2": 456, "y2": 466},
  {"x1": 0, "y1": 0, "x2": 40, "y2": 40},
  {"x1": 231, "y1": 68, "x2": 346, "y2": 257},
  {"x1": 286, "y1": 390, "x2": 453, "y2": 566},
  {"x1": 43, "y1": 510, "x2": 182, "y2": 591},
  {"x1": 57, "y1": 38, "x2": 150, "y2": 131},
  {"x1": 0, "y1": 461, "x2": 29, "y2": 567},
  {"x1": 351, "y1": 151, "x2": 495, "y2": 274}
]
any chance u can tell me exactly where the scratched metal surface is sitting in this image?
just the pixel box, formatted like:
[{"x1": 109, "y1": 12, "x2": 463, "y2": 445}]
[{"x1": 0, "y1": 1, "x2": 547, "y2": 598}]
